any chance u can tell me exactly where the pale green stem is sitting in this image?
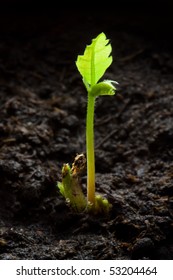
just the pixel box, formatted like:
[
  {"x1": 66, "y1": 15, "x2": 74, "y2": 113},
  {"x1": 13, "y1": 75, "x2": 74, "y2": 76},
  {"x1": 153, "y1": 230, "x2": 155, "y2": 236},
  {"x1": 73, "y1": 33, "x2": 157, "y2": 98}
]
[{"x1": 86, "y1": 94, "x2": 96, "y2": 205}]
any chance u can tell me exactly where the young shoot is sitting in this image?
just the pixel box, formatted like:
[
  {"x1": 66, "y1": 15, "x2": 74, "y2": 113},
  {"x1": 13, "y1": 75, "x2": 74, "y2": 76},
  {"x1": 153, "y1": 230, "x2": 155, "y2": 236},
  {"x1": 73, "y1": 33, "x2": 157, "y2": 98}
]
[{"x1": 58, "y1": 32, "x2": 117, "y2": 214}]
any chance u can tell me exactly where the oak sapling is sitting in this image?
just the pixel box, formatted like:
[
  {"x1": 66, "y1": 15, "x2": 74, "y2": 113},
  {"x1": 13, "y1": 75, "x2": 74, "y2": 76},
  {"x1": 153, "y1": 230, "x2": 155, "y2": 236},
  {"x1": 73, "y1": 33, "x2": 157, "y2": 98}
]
[{"x1": 58, "y1": 32, "x2": 118, "y2": 213}]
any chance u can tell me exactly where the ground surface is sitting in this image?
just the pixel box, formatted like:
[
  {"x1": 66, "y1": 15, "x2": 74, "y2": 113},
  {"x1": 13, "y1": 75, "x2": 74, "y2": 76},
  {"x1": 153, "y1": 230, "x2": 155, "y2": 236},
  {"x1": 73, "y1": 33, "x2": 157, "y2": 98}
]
[{"x1": 0, "y1": 7, "x2": 173, "y2": 260}]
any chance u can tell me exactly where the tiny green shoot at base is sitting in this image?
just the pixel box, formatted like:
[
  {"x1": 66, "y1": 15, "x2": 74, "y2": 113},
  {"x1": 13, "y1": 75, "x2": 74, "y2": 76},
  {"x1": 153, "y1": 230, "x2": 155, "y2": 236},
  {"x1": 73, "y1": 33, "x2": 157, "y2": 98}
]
[{"x1": 58, "y1": 32, "x2": 118, "y2": 214}]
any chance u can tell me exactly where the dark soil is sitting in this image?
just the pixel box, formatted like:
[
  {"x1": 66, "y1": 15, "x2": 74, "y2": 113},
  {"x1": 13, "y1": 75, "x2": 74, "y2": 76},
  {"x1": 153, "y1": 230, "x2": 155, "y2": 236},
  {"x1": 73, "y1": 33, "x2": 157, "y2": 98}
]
[{"x1": 0, "y1": 4, "x2": 173, "y2": 260}]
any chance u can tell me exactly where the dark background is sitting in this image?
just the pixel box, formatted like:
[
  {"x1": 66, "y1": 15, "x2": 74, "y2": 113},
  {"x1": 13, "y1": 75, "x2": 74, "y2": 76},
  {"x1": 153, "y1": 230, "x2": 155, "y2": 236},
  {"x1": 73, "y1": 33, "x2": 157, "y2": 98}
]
[
  {"x1": 0, "y1": 0, "x2": 173, "y2": 60},
  {"x1": 0, "y1": 0, "x2": 173, "y2": 39}
]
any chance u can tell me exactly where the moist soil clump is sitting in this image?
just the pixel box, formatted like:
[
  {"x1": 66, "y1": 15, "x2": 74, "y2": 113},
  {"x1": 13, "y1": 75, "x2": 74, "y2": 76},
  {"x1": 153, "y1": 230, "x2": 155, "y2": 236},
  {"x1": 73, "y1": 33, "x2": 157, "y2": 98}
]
[{"x1": 0, "y1": 7, "x2": 173, "y2": 259}]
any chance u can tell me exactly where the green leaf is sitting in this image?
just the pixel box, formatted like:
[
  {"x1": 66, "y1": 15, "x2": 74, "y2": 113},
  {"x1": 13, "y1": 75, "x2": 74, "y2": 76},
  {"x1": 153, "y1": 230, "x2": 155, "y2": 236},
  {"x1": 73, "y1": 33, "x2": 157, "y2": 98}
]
[
  {"x1": 90, "y1": 80, "x2": 117, "y2": 97},
  {"x1": 76, "y1": 32, "x2": 113, "y2": 87}
]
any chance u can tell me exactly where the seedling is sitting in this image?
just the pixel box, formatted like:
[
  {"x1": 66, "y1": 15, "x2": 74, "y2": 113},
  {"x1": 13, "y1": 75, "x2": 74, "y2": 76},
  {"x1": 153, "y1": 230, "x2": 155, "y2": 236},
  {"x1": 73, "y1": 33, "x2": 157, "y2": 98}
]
[{"x1": 58, "y1": 32, "x2": 117, "y2": 213}]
